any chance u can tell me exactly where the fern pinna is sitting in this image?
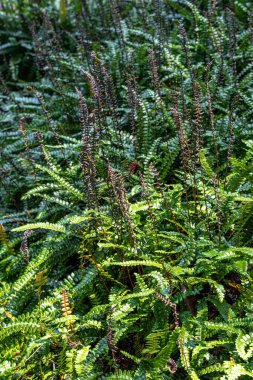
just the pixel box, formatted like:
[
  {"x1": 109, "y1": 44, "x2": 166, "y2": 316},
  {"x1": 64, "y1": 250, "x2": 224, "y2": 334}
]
[{"x1": 0, "y1": 0, "x2": 253, "y2": 379}]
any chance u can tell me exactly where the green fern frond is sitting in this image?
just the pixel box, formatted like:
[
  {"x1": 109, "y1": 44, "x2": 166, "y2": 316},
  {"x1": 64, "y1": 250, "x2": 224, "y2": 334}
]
[
  {"x1": 12, "y1": 222, "x2": 66, "y2": 233},
  {"x1": 236, "y1": 331, "x2": 253, "y2": 360}
]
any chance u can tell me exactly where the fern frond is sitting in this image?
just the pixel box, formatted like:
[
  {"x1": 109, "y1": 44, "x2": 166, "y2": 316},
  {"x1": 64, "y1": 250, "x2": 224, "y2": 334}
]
[
  {"x1": 236, "y1": 331, "x2": 253, "y2": 360},
  {"x1": 12, "y1": 222, "x2": 66, "y2": 233}
]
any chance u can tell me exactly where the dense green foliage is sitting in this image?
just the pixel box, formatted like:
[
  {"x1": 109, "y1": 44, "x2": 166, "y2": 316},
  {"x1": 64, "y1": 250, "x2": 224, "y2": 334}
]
[{"x1": 0, "y1": 0, "x2": 253, "y2": 378}]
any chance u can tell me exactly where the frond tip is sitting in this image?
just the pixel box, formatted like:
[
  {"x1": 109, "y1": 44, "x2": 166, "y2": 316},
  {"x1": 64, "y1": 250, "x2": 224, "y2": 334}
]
[{"x1": 12, "y1": 222, "x2": 66, "y2": 233}]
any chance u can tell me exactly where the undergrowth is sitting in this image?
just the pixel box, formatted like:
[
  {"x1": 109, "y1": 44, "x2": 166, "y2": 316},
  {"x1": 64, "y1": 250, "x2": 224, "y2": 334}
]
[{"x1": 0, "y1": 0, "x2": 253, "y2": 379}]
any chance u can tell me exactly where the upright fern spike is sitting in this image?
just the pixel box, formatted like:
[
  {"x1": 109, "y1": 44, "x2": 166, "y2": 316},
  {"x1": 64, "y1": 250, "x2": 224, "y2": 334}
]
[
  {"x1": 192, "y1": 81, "x2": 203, "y2": 155},
  {"x1": 149, "y1": 162, "x2": 173, "y2": 215},
  {"x1": 155, "y1": 290, "x2": 179, "y2": 328},
  {"x1": 126, "y1": 77, "x2": 138, "y2": 138},
  {"x1": 18, "y1": 117, "x2": 36, "y2": 176},
  {"x1": 110, "y1": 0, "x2": 126, "y2": 54},
  {"x1": 31, "y1": 88, "x2": 62, "y2": 147},
  {"x1": 108, "y1": 164, "x2": 135, "y2": 246},
  {"x1": 77, "y1": 89, "x2": 98, "y2": 209},
  {"x1": 226, "y1": 95, "x2": 239, "y2": 179},
  {"x1": 29, "y1": 23, "x2": 46, "y2": 75},
  {"x1": 153, "y1": 0, "x2": 166, "y2": 60},
  {"x1": 81, "y1": 67, "x2": 109, "y2": 142},
  {"x1": 90, "y1": 52, "x2": 107, "y2": 107},
  {"x1": 170, "y1": 106, "x2": 191, "y2": 222},
  {"x1": 20, "y1": 230, "x2": 34, "y2": 263},
  {"x1": 226, "y1": 8, "x2": 237, "y2": 83},
  {"x1": 178, "y1": 23, "x2": 194, "y2": 82},
  {"x1": 81, "y1": 69, "x2": 101, "y2": 102},
  {"x1": 61, "y1": 289, "x2": 72, "y2": 317},
  {"x1": 107, "y1": 315, "x2": 119, "y2": 370},
  {"x1": 171, "y1": 106, "x2": 191, "y2": 174},
  {"x1": 43, "y1": 11, "x2": 62, "y2": 53},
  {"x1": 148, "y1": 48, "x2": 161, "y2": 97},
  {"x1": 205, "y1": 62, "x2": 220, "y2": 181},
  {"x1": 92, "y1": 52, "x2": 123, "y2": 148}
]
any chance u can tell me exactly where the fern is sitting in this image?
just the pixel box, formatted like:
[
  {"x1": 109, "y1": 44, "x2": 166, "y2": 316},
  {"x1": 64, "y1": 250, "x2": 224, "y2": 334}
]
[
  {"x1": 12, "y1": 222, "x2": 66, "y2": 233},
  {"x1": 0, "y1": 0, "x2": 253, "y2": 378},
  {"x1": 236, "y1": 332, "x2": 253, "y2": 361}
]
